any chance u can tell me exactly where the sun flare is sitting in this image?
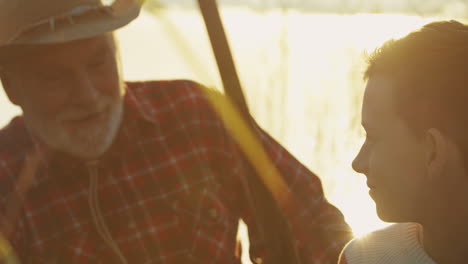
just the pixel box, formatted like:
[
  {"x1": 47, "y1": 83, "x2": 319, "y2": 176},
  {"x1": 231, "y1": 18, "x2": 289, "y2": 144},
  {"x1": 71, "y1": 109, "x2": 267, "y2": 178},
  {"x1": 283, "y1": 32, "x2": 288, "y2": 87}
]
[{"x1": 0, "y1": 8, "x2": 449, "y2": 262}]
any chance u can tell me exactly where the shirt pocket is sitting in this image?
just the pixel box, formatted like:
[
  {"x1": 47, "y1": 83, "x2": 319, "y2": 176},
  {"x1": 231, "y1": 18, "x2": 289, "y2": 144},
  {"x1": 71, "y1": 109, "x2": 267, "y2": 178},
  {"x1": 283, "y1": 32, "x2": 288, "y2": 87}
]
[
  {"x1": 170, "y1": 167, "x2": 239, "y2": 263},
  {"x1": 110, "y1": 198, "x2": 184, "y2": 262}
]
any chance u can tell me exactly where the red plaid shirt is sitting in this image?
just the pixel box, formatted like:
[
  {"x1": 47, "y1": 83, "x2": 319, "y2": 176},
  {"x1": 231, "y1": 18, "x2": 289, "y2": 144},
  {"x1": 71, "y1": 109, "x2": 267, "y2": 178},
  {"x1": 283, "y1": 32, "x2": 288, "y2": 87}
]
[{"x1": 0, "y1": 80, "x2": 352, "y2": 263}]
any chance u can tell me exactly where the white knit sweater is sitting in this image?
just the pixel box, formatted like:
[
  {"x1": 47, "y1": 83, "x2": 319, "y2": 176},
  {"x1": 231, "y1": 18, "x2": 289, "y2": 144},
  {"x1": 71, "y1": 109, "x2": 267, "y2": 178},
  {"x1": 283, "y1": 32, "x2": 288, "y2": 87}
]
[{"x1": 339, "y1": 223, "x2": 437, "y2": 264}]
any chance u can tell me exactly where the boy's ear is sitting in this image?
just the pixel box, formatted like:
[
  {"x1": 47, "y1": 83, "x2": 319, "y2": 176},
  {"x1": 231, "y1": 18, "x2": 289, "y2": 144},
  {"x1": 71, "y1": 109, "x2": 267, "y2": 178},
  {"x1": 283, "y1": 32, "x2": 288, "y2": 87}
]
[{"x1": 425, "y1": 128, "x2": 448, "y2": 178}]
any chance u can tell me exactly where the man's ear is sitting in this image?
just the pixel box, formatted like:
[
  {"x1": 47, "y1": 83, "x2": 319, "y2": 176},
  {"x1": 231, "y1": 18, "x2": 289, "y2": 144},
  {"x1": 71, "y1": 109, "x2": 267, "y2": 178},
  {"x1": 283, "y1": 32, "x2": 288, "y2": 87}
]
[
  {"x1": 0, "y1": 70, "x2": 21, "y2": 106},
  {"x1": 425, "y1": 128, "x2": 448, "y2": 178}
]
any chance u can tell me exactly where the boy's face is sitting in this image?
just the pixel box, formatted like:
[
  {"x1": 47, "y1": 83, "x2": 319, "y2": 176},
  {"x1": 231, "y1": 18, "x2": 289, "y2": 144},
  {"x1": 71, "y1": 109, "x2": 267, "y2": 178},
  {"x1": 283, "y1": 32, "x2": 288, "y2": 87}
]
[{"x1": 352, "y1": 75, "x2": 428, "y2": 222}]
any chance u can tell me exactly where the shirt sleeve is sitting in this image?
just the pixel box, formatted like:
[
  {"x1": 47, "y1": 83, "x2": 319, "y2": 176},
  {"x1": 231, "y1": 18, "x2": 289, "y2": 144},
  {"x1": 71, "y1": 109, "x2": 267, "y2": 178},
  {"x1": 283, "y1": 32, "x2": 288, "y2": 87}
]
[
  {"x1": 191, "y1": 82, "x2": 353, "y2": 263},
  {"x1": 240, "y1": 125, "x2": 353, "y2": 264}
]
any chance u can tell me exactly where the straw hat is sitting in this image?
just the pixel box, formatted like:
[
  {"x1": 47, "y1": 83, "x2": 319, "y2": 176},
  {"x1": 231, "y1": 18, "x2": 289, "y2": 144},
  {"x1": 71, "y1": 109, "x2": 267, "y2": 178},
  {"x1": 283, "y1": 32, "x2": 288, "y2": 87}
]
[{"x1": 0, "y1": 0, "x2": 143, "y2": 47}]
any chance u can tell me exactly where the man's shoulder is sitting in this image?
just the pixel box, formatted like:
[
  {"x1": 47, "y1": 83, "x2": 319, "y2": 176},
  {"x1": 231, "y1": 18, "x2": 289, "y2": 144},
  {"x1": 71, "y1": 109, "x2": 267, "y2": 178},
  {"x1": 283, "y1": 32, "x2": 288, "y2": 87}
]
[
  {"x1": 0, "y1": 116, "x2": 30, "y2": 154},
  {"x1": 126, "y1": 79, "x2": 218, "y2": 105},
  {"x1": 125, "y1": 79, "x2": 224, "y2": 122},
  {"x1": 0, "y1": 117, "x2": 29, "y2": 193}
]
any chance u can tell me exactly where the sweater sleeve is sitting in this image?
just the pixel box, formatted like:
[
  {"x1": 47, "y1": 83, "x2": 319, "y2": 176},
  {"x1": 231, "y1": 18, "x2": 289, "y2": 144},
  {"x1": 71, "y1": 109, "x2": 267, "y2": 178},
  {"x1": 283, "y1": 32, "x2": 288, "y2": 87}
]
[{"x1": 243, "y1": 128, "x2": 353, "y2": 264}]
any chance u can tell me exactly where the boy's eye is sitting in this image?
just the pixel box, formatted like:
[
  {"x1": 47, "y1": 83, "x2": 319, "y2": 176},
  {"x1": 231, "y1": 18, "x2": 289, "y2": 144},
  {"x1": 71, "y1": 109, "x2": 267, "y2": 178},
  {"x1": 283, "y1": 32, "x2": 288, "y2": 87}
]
[
  {"x1": 40, "y1": 74, "x2": 63, "y2": 84},
  {"x1": 89, "y1": 59, "x2": 107, "y2": 68}
]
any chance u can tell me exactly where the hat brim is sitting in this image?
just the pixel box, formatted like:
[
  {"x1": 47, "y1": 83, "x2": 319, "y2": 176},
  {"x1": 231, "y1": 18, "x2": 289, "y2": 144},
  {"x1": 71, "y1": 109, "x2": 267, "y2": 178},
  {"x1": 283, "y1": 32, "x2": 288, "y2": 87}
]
[
  {"x1": 10, "y1": 4, "x2": 140, "y2": 45},
  {"x1": 0, "y1": 4, "x2": 140, "y2": 64}
]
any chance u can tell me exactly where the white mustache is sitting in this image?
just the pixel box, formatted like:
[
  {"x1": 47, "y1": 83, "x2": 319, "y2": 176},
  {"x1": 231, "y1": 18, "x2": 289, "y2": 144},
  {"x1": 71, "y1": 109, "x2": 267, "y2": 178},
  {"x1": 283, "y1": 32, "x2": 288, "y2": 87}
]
[{"x1": 58, "y1": 105, "x2": 108, "y2": 121}]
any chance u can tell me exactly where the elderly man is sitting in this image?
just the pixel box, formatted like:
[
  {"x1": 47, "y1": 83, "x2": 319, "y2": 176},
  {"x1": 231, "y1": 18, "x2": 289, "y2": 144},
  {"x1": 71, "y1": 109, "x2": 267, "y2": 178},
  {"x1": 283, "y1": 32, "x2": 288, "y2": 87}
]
[
  {"x1": 0, "y1": 0, "x2": 352, "y2": 263},
  {"x1": 340, "y1": 20, "x2": 468, "y2": 264}
]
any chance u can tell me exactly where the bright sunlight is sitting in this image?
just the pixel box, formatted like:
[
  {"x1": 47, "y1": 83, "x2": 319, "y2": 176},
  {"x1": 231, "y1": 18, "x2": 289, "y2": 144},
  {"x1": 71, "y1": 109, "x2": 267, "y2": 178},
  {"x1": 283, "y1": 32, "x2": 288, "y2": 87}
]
[
  {"x1": 0, "y1": 6, "x2": 451, "y2": 246},
  {"x1": 119, "y1": 10, "x2": 437, "y2": 237}
]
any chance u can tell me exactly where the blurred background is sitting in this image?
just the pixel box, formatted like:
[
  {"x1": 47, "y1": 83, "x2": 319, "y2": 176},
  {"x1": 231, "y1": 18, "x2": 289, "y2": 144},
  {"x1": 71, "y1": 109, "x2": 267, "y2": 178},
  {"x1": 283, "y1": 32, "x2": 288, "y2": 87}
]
[{"x1": 0, "y1": 0, "x2": 466, "y2": 262}]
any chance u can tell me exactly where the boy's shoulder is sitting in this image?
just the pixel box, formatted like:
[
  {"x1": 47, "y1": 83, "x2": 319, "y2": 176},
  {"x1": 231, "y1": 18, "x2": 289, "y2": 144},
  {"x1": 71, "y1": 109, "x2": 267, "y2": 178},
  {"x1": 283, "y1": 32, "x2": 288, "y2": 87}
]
[{"x1": 341, "y1": 223, "x2": 435, "y2": 264}]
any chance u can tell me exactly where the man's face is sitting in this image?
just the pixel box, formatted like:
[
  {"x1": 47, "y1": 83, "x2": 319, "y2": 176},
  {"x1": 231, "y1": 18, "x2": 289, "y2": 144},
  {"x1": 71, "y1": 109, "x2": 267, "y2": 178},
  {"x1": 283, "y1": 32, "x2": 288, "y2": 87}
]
[
  {"x1": 4, "y1": 34, "x2": 124, "y2": 159},
  {"x1": 352, "y1": 75, "x2": 428, "y2": 222}
]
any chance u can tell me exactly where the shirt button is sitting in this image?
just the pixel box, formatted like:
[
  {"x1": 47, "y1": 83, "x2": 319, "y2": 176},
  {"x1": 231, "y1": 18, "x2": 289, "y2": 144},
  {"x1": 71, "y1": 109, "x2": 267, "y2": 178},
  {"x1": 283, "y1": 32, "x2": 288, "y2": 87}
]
[
  {"x1": 209, "y1": 208, "x2": 218, "y2": 219},
  {"x1": 128, "y1": 221, "x2": 136, "y2": 229}
]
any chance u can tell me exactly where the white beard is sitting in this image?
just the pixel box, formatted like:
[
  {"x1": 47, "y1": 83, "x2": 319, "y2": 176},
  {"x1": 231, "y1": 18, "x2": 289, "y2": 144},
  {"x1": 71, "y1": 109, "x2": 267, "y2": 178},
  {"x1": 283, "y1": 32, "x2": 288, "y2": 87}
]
[{"x1": 24, "y1": 97, "x2": 123, "y2": 160}]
